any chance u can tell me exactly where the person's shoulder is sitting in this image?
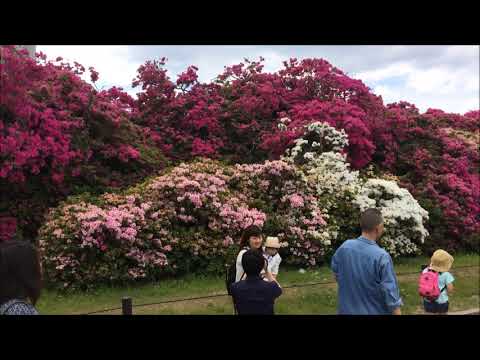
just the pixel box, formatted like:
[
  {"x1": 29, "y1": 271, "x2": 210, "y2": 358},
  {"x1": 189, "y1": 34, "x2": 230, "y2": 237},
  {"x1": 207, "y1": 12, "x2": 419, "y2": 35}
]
[
  {"x1": 0, "y1": 300, "x2": 38, "y2": 315},
  {"x1": 442, "y1": 271, "x2": 455, "y2": 281},
  {"x1": 237, "y1": 249, "x2": 248, "y2": 258},
  {"x1": 230, "y1": 280, "x2": 244, "y2": 291},
  {"x1": 375, "y1": 246, "x2": 391, "y2": 257},
  {"x1": 335, "y1": 238, "x2": 356, "y2": 251}
]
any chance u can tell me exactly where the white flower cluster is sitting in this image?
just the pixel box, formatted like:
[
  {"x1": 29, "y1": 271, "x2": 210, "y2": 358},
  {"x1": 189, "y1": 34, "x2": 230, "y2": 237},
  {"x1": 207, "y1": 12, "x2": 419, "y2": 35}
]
[
  {"x1": 354, "y1": 178, "x2": 429, "y2": 257},
  {"x1": 306, "y1": 122, "x2": 349, "y2": 152},
  {"x1": 305, "y1": 152, "x2": 361, "y2": 197},
  {"x1": 277, "y1": 117, "x2": 291, "y2": 131},
  {"x1": 307, "y1": 230, "x2": 332, "y2": 246},
  {"x1": 381, "y1": 235, "x2": 420, "y2": 258},
  {"x1": 283, "y1": 122, "x2": 349, "y2": 163}
]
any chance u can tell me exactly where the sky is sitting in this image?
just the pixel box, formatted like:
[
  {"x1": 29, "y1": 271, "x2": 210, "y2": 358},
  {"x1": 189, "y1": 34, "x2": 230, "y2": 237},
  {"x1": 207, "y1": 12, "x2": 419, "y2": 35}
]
[{"x1": 36, "y1": 45, "x2": 479, "y2": 114}]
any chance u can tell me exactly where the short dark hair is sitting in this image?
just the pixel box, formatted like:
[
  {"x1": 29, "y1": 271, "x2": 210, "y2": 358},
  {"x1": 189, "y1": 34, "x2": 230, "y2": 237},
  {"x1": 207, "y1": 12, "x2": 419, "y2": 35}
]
[
  {"x1": 0, "y1": 240, "x2": 42, "y2": 306},
  {"x1": 241, "y1": 249, "x2": 265, "y2": 277},
  {"x1": 360, "y1": 208, "x2": 383, "y2": 232},
  {"x1": 240, "y1": 225, "x2": 263, "y2": 248}
]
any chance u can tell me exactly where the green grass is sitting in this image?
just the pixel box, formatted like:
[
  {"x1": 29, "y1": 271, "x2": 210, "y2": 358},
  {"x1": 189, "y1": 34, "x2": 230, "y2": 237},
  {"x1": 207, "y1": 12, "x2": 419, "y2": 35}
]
[{"x1": 37, "y1": 253, "x2": 479, "y2": 315}]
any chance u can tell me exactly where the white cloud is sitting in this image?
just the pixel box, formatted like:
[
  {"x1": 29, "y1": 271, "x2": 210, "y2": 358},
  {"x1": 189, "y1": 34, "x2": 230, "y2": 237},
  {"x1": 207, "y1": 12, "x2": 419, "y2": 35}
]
[
  {"x1": 37, "y1": 45, "x2": 142, "y2": 91},
  {"x1": 354, "y1": 62, "x2": 414, "y2": 83}
]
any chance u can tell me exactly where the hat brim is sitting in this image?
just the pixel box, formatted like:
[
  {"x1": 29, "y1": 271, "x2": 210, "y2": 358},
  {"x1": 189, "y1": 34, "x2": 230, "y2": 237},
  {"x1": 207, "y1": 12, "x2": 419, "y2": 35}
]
[{"x1": 430, "y1": 263, "x2": 452, "y2": 273}]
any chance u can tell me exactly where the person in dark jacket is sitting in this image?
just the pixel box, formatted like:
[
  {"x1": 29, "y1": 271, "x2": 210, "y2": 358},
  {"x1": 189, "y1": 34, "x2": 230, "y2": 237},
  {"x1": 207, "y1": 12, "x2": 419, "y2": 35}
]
[{"x1": 230, "y1": 249, "x2": 282, "y2": 315}]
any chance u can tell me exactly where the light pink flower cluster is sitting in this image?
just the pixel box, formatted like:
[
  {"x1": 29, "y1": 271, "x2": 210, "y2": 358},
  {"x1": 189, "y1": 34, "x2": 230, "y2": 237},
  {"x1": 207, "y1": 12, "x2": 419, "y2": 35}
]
[
  {"x1": 218, "y1": 200, "x2": 267, "y2": 231},
  {"x1": 284, "y1": 193, "x2": 305, "y2": 208}
]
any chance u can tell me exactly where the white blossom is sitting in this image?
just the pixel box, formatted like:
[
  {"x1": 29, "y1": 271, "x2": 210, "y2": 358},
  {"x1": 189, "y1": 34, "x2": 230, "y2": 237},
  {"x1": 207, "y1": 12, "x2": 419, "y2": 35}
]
[{"x1": 354, "y1": 178, "x2": 429, "y2": 257}]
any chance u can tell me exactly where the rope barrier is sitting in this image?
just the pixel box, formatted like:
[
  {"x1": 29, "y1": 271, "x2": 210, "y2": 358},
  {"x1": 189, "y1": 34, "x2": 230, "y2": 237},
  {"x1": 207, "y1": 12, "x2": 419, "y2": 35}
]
[{"x1": 82, "y1": 264, "x2": 479, "y2": 315}]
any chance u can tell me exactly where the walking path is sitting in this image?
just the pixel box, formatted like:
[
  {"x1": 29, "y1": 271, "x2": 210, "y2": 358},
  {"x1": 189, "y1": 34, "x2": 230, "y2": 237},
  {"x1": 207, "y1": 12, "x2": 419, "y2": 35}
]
[{"x1": 448, "y1": 308, "x2": 479, "y2": 315}]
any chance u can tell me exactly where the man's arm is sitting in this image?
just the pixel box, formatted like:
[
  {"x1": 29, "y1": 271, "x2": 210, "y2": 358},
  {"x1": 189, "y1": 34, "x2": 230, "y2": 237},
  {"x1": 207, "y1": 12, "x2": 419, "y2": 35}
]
[
  {"x1": 331, "y1": 250, "x2": 339, "y2": 282},
  {"x1": 379, "y1": 254, "x2": 403, "y2": 315}
]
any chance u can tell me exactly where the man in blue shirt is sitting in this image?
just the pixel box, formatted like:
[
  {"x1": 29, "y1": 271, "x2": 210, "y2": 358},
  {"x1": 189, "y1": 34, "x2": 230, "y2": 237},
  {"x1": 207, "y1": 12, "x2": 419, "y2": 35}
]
[
  {"x1": 230, "y1": 249, "x2": 282, "y2": 315},
  {"x1": 331, "y1": 208, "x2": 403, "y2": 315}
]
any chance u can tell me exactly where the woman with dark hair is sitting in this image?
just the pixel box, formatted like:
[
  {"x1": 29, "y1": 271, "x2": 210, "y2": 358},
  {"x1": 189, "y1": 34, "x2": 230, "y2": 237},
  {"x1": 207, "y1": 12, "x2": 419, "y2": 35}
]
[
  {"x1": 235, "y1": 225, "x2": 264, "y2": 282},
  {"x1": 0, "y1": 240, "x2": 42, "y2": 315}
]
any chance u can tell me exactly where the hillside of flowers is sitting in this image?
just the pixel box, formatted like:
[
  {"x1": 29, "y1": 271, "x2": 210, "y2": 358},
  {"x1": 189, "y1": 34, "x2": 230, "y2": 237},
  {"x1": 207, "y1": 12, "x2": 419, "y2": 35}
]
[
  {"x1": 115, "y1": 55, "x2": 480, "y2": 253},
  {"x1": 1, "y1": 47, "x2": 478, "y2": 288}
]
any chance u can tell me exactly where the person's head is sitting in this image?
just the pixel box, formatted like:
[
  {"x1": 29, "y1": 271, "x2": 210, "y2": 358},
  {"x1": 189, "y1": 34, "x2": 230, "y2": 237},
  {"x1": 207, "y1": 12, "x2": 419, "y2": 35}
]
[
  {"x1": 430, "y1": 249, "x2": 454, "y2": 273},
  {"x1": 360, "y1": 208, "x2": 384, "y2": 241},
  {"x1": 264, "y1": 236, "x2": 281, "y2": 256},
  {"x1": 240, "y1": 225, "x2": 263, "y2": 250},
  {"x1": 0, "y1": 240, "x2": 42, "y2": 306},
  {"x1": 241, "y1": 249, "x2": 266, "y2": 278}
]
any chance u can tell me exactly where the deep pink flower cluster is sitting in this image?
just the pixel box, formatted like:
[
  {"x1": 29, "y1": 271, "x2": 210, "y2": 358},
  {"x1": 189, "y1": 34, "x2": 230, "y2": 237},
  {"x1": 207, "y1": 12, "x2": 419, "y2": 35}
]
[
  {"x1": 132, "y1": 57, "x2": 383, "y2": 165},
  {"x1": 374, "y1": 102, "x2": 479, "y2": 251},
  {"x1": 0, "y1": 216, "x2": 17, "y2": 242},
  {"x1": 0, "y1": 46, "x2": 166, "y2": 240}
]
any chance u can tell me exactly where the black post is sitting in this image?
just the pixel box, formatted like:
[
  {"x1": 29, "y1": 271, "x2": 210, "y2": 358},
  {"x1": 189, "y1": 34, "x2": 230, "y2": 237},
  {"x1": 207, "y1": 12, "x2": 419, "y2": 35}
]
[{"x1": 122, "y1": 297, "x2": 132, "y2": 315}]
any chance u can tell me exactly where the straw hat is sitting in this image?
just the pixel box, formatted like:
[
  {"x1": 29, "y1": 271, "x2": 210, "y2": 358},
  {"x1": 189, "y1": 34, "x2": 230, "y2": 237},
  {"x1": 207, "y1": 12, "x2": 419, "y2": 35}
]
[
  {"x1": 430, "y1": 250, "x2": 454, "y2": 273},
  {"x1": 265, "y1": 237, "x2": 281, "y2": 249}
]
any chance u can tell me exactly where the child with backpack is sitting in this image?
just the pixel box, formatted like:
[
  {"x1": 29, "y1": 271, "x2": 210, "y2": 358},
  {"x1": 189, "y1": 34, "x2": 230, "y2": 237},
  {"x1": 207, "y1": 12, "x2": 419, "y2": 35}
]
[{"x1": 418, "y1": 249, "x2": 455, "y2": 315}]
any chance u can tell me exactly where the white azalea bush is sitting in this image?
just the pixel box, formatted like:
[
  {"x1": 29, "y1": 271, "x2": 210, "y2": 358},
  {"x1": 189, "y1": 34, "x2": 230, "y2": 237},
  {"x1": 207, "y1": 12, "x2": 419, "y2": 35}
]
[
  {"x1": 353, "y1": 178, "x2": 429, "y2": 257},
  {"x1": 283, "y1": 121, "x2": 429, "y2": 257}
]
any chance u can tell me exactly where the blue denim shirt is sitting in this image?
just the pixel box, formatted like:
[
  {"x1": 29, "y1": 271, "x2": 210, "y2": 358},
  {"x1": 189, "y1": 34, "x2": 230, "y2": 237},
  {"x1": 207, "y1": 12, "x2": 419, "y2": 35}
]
[{"x1": 331, "y1": 236, "x2": 403, "y2": 315}]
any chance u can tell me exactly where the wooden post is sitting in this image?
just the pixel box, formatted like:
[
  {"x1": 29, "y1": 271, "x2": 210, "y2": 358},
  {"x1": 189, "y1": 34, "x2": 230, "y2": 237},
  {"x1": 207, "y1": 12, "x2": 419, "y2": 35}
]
[{"x1": 122, "y1": 297, "x2": 132, "y2": 315}]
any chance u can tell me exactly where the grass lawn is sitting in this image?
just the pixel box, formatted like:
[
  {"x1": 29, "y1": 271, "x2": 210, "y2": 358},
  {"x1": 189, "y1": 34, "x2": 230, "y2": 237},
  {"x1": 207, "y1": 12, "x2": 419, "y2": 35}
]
[{"x1": 37, "y1": 253, "x2": 479, "y2": 315}]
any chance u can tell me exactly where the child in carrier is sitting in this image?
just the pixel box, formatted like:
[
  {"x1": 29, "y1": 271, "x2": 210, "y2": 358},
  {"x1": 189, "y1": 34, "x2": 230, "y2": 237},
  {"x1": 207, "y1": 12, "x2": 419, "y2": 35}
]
[
  {"x1": 263, "y1": 237, "x2": 282, "y2": 281},
  {"x1": 418, "y1": 249, "x2": 455, "y2": 315}
]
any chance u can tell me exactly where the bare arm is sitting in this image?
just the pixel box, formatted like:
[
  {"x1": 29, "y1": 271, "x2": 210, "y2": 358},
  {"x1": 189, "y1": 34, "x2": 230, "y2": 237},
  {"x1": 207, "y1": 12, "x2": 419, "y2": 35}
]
[
  {"x1": 392, "y1": 307, "x2": 401, "y2": 315},
  {"x1": 264, "y1": 263, "x2": 281, "y2": 287},
  {"x1": 447, "y1": 283, "x2": 454, "y2": 293}
]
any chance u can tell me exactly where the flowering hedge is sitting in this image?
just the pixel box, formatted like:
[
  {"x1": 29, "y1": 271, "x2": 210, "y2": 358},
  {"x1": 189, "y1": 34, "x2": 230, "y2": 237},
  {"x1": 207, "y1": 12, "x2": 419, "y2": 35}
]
[
  {"x1": 40, "y1": 157, "x2": 336, "y2": 289},
  {"x1": 3, "y1": 47, "x2": 478, "y2": 266},
  {"x1": 39, "y1": 123, "x2": 432, "y2": 289}
]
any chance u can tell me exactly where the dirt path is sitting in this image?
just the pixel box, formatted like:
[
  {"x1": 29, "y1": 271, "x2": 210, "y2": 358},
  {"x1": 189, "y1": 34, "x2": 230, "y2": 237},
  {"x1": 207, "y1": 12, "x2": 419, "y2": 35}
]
[{"x1": 448, "y1": 308, "x2": 479, "y2": 315}]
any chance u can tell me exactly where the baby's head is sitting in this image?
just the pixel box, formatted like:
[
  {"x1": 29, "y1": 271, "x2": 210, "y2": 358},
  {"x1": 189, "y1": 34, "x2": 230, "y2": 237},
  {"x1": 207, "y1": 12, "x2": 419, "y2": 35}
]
[{"x1": 264, "y1": 237, "x2": 281, "y2": 256}]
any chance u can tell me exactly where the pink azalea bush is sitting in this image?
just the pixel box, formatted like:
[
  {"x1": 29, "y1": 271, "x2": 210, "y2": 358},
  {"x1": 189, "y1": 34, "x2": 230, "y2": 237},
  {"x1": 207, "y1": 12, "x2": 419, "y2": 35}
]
[
  {"x1": 39, "y1": 158, "x2": 334, "y2": 289},
  {"x1": 228, "y1": 160, "x2": 333, "y2": 266}
]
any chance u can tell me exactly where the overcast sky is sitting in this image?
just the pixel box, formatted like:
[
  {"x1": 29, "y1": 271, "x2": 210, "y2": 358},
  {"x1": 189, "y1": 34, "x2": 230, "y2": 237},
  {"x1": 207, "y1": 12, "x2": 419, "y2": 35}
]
[{"x1": 37, "y1": 45, "x2": 479, "y2": 114}]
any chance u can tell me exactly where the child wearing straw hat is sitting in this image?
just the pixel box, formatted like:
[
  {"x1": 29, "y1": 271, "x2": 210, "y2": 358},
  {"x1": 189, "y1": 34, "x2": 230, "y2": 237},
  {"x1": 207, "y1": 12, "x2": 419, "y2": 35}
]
[
  {"x1": 262, "y1": 237, "x2": 282, "y2": 281},
  {"x1": 422, "y1": 250, "x2": 455, "y2": 315}
]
